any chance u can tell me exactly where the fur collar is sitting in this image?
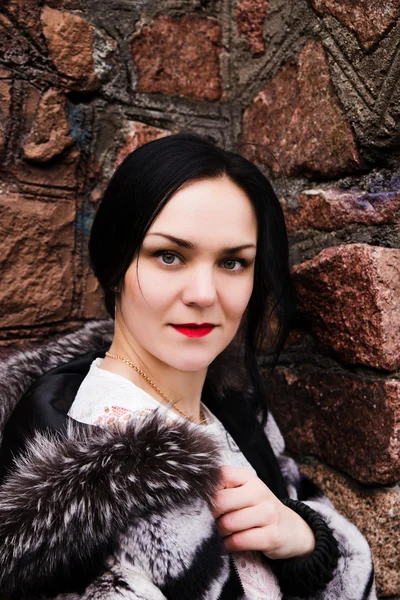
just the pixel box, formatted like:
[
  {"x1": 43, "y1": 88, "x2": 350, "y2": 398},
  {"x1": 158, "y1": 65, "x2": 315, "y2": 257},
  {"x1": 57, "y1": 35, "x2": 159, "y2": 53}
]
[{"x1": 0, "y1": 408, "x2": 222, "y2": 594}]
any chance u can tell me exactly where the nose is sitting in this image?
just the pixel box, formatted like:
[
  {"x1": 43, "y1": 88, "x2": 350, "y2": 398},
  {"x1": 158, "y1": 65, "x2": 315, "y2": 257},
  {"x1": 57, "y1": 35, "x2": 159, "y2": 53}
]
[{"x1": 181, "y1": 264, "x2": 218, "y2": 307}]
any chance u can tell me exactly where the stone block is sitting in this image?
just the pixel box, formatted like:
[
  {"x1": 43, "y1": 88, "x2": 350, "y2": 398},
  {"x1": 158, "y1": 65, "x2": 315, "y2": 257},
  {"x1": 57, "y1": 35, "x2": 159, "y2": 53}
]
[
  {"x1": 14, "y1": 83, "x2": 86, "y2": 192},
  {"x1": 14, "y1": 145, "x2": 81, "y2": 191},
  {"x1": 236, "y1": 0, "x2": 270, "y2": 55},
  {"x1": 17, "y1": 83, "x2": 77, "y2": 189},
  {"x1": 131, "y1": 15, "x2": 222, "y2": 101},
  {"x1": 292, "y1": 244, "x2": 400, "y2": 370},
  {"x1": 282, "y1": 188, "x2": 400, "y2": 233},
  {"x1": 0, "y1": 192, "x2": 76, "y2": 327},
  {"x1": 241, "y1": 39, "x2": 360, "y2": 178},
  {"x1": 297, "y1": 460, "x2": 400, "y2": 596},
  {"x1": 23, "y1": 89, "x2": 73, "y2": 163},
  {"x1": 41, "y1": 6, "x2": 99, "y2": 92},
  {"x1": 115, "y1": 121, "x2": 171, "y2": 168},
  {"x1": 312, "y1": 0, "x2": 400, "y2": 50},
  {"x1": 267, "y1": 365, "x2": 400, "y2": 485}
]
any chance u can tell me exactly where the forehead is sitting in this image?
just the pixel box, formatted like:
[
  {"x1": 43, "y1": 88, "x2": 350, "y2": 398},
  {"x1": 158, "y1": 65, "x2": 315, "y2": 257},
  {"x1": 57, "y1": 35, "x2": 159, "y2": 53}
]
[{"x1": 147, "y1": 177, "x2": 257, "y2": 242}]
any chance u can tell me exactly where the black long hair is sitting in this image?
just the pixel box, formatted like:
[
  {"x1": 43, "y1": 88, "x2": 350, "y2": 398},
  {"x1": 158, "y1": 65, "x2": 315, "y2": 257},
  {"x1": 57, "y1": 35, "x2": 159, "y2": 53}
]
[{"x1": 89, "y1": 133, "x2": 296, "y2": 427}]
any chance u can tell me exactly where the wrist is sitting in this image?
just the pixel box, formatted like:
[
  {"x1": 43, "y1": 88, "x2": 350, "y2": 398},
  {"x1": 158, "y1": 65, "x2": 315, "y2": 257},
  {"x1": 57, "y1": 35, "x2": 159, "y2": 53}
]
[
  {"x1": 262, "y1": 498, "x2": 340, "y2": 597},
  {"x1": 268, "y1": 503, "x2": 316, "y2": 560},
  {"x1": 295, "y1": 515, "x2": 316, "y2": 559}
]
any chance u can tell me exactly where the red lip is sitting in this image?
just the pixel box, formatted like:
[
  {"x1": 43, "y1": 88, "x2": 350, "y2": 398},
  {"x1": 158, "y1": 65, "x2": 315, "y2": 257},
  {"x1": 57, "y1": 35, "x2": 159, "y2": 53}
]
[
  {"x1": 173, "y1": 323, "x2": 215, "y2": 327},
  {"x1": 170, "y1": 324, "x2": 215, "y2": 338}
]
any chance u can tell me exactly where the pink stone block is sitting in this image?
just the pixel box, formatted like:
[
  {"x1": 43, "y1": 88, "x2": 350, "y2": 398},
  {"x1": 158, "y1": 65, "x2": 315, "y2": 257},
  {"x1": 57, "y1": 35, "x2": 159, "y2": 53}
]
[{"x1": 292, "y1": 244, "x2": 400, "y2": 370}]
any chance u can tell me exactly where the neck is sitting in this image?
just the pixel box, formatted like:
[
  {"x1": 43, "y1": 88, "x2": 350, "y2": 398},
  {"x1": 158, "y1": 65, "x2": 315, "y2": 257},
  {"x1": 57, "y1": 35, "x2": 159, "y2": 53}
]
[{"x1": 100, "y1": 325, "x2": 207, "y2": 423}]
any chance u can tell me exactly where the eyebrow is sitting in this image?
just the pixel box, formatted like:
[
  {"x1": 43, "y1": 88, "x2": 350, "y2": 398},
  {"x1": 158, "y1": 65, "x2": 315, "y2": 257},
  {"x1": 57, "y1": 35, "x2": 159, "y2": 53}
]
[{"x1": 147, "y1": 232, "x2": 256, "y2": 253}]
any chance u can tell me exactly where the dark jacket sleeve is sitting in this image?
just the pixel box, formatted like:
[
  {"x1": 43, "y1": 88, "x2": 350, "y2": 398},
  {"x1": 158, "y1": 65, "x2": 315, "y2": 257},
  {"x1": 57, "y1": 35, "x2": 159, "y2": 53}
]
[{"x1": 263, "y1": 412, "x2": 377, "y2": 600}]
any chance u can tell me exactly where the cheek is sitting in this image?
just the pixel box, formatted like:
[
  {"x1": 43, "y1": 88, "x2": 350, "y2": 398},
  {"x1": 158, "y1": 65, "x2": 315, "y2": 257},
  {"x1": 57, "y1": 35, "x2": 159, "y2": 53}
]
[
  {"x1": 122, "y1": 263, "x2": 176, "y2": 316},
  {"x1": 222, "y1": 277, "x2": 254, "y2": 322}
]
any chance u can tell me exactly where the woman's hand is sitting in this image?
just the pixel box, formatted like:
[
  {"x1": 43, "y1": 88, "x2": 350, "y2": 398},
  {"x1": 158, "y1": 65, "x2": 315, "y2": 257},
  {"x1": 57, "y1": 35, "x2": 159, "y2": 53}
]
[{"x1": 211, "y1": 465, "x2": 316, "y2": 560}]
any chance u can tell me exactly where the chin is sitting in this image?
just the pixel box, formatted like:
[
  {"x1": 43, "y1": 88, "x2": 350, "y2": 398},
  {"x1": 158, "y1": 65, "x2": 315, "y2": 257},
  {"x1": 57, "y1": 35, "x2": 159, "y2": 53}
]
[{"x1": 162, "y1": 353, "x2": 218, "y2": 373}]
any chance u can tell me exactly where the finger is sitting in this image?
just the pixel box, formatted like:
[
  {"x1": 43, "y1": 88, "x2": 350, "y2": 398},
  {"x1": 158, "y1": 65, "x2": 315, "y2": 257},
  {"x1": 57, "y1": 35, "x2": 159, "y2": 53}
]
[
  {"x1": 211, "y1": 483, "x2": 257, "y2": 518},
  {"x1": 217, "y1": 465, "x2": 256, "y2": 490},
  {"x1": 223, "y1": 524, "x2": 280, "y2": 554},
  {"x1": 216, "y1": 505, "x2": 267, "y2": 537}
]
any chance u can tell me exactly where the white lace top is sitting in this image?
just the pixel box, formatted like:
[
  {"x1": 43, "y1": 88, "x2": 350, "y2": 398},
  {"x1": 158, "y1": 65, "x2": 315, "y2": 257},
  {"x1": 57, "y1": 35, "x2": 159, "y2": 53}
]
[{"x1": 68, "y1": 358, "x2": 282, "y2": 600}]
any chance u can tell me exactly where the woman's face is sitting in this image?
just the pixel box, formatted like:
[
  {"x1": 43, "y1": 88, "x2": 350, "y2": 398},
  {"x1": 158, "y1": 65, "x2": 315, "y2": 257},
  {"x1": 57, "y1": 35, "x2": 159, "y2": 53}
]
[{"x1": 118, "y1": 175, "x2": 258, "y2": 372}]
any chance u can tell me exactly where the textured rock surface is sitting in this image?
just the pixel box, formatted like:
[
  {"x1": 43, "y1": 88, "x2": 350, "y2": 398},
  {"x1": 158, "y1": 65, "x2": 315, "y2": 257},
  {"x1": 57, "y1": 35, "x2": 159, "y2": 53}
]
[
  {"x1": 131, "y1": 15, "x2": 222, "y2": 101},
  {"x1": 23, "y1": 89, "x2": 73, "y2": 162},
  {"x1": 283, "y1": 188, "x2": 400, "y2": 232},
  {"x1": 115, "y1": 121, "x2": 171, "y2": 168},
  {"x1": 267, "y1": 366, "x2": 400, "y2": 485},
  {"x1": 0, "y1": 79, "x2": 11, "y2": 158},
  {"x1": 15, "y1": 81, "x2": 80, "y2": 187},
  {"x1": 236, "y1": 0, "x2": 270, "y2": 55},
  {"x1": 46, "y1": 0, "x2": 82, "y2": 7},
  {"x1": 41, "y1": 6, "x2": 98, "y2": 91},
  {"x1": 14, "y1": 146, "x2": 81, "y2": 190},
  {"x1": 297, "y1": 460, "x2": 400, "y2": 596},
  {"x1": 0, "y1": 11, "x2": 51, "y2": 85},
  {"x1": 21, "y1": 82, "x2": 41, "y2": 142},
  {"x1": 241, "y1": 39, "x2": 360, "y2": 178},
  {"x1": 312, "y1": 0, "x2": 400, "y2": 50},
  {"x1": 292, "y1": 244, "x2": 400, "y2": 370},
  {"x1": 0, "y1": 192, "x2": 75, "y2": 327},
  {"x1": 3, "y1": 0, "x2": 45, "y2": 49},
  {"x1": 81, "y1": 271, "x2": 108, "y2": 320}
]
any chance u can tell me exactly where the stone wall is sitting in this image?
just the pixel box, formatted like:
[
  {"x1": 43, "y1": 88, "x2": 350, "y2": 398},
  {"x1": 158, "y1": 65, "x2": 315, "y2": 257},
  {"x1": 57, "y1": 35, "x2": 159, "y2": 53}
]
[{"x1": 0, "y1": 0, "x2": 399, "y2": 596}]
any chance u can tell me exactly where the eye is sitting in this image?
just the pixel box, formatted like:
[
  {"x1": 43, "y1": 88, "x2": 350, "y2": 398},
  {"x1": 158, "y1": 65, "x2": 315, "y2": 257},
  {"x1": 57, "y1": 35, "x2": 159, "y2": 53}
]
[
  {"x1": 153, "y1": 250, "x2": 182, "y2": 266},
  {"x1": 221, "y1": 258, "x2": 247, "y2": 272},
  {"x1": 152, "y1": 251, "x2": 248, "y2": 271}
]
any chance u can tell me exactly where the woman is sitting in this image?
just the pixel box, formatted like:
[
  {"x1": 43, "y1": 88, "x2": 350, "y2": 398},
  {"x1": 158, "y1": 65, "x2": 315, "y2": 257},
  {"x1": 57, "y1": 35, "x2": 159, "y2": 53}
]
[{"x1": 0, "y1": 133, "x2": 376, "y2": 599}]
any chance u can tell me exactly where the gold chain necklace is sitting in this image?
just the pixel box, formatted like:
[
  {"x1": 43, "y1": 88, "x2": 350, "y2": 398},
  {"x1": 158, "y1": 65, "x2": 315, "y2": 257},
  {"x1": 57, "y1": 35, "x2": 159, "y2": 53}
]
[{"x1": 105, "y1": 351, "x2": 208, "y2": 426}]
